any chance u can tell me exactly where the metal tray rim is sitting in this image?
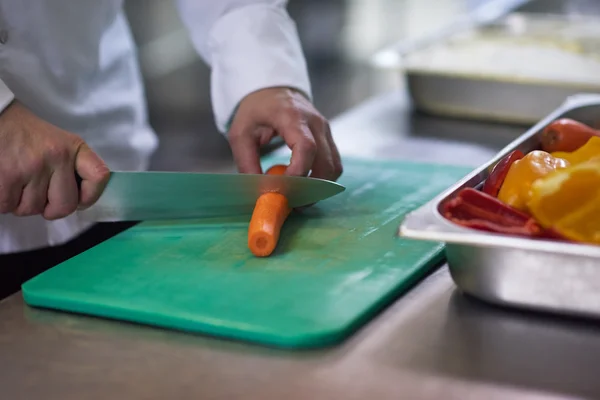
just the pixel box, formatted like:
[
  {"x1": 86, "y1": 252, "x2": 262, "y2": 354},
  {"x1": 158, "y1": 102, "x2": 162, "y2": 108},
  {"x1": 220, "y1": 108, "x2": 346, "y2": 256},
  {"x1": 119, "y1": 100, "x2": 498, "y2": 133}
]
[{"x1": 397, "y1": 93, "x2": 600, "y2": 258}]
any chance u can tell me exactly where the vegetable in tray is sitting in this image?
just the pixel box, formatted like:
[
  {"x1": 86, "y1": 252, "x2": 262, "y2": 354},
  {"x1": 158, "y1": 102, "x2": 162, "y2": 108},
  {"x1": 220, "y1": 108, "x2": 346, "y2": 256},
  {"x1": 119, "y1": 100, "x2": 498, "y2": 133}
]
[{"x1": 442, "y1": 118, "x2": 600, "y2": 246}]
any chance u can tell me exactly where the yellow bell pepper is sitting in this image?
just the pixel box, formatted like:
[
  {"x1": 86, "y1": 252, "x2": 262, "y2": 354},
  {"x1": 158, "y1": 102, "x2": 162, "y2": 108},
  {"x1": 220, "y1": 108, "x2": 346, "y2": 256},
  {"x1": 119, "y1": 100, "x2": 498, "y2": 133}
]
[
  {"x1": 527, "y1": 159, "x2": 600, "y2": 245},
  {"x1": 497, "y1": 150, "x2": 569, "y2": 211},
  {"x1": 551, "y1": 136, "x2": 600, "y2": 165}
]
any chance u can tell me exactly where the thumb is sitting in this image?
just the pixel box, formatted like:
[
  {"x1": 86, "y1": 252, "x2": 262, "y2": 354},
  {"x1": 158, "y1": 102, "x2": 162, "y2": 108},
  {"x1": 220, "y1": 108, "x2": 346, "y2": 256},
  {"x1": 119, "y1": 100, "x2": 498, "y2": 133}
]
[{"x1": 75, "y1": 143, "x2": 110, "y2": 209}]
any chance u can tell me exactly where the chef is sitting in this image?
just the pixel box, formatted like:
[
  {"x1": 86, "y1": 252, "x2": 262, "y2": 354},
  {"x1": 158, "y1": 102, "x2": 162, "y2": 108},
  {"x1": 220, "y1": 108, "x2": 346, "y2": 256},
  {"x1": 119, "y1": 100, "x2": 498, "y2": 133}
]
[{"x1": 0, "y1": 1, "x2": 342, "y2": 297}]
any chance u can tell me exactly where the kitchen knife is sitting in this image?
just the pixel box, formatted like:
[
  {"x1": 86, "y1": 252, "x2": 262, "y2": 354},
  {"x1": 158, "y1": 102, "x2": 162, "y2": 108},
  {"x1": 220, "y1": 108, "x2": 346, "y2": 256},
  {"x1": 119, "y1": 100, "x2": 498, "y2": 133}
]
[{"x1": 77, "y1": 171, "x2": 345, "y2": 222}]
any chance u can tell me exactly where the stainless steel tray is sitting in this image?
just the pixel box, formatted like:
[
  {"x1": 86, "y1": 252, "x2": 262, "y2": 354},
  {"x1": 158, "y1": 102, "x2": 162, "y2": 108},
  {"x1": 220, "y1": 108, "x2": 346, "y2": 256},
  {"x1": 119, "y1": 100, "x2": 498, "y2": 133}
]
[
  {"x1": 402, "y1": 12, "x2": 600, "y2": 125},
  {"x1": 398, "y1": 93, "x2": 600, "y2": 319}
]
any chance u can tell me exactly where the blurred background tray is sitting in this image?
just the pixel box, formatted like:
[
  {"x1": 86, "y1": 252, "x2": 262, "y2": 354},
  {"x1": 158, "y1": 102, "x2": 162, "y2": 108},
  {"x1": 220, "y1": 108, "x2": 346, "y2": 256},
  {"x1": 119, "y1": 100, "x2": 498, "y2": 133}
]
[
  {"x1": 372, "y1": 0, "x2": 600, "y2": 125},
  {"x1": 404, "y1": 12, "x2": 600, "y2": 124}
]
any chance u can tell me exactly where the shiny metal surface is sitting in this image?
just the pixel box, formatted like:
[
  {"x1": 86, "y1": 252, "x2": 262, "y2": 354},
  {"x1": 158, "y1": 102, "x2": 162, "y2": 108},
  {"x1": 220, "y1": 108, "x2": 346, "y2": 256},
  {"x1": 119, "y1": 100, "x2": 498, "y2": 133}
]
[
  {"x1": 400, "y1": 93, "x2": 600, "y2": 319},
  {"x1": 5, "y1": 90, "x2": 600, "y2": 400},
  {"x1": 3, "y1": 267, "x2": 600, "y2": 400},
  {"x1": 79, "y1": 171, "x2": 345, "y2": 222}
]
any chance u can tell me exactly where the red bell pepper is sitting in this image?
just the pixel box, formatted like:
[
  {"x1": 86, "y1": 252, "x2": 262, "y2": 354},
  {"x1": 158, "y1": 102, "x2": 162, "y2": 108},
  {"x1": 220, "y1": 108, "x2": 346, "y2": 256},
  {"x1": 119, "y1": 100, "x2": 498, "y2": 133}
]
[
  {"x1": 482, "y1": 149, "x2": 525, "y2": 197},
  {"x1": 442, "y1": 187, "x2": 569, "y2": 241}
]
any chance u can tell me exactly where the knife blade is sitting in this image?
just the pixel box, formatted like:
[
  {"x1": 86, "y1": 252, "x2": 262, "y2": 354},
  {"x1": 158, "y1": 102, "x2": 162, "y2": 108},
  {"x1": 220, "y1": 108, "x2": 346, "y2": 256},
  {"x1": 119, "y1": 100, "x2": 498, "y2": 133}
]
[{"x1": 77, "y1": 171, "x2": 345, "y2": 222}]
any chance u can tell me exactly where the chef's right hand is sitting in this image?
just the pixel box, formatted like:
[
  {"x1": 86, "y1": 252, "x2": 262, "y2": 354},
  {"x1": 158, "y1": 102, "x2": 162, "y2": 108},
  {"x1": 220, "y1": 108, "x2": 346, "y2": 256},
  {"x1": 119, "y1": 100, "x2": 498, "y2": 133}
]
[{"x1": 0, "y1": 101, "x2": 110, "y2": 220}]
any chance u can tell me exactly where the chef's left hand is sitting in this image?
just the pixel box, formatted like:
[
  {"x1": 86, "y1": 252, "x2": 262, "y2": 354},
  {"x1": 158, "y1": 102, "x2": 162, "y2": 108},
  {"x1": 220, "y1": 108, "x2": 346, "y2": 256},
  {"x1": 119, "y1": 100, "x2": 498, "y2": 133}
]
[{"x1": 228, "y1": 87, "x2": 343, "y2": 181}]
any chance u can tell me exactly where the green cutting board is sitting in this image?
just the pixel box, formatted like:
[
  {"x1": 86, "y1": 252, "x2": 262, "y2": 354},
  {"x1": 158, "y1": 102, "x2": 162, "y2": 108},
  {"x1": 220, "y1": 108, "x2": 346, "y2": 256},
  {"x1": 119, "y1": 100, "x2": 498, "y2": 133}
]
[{"x1": 22, "y1": 157, "x2": 470, "y2": 349}]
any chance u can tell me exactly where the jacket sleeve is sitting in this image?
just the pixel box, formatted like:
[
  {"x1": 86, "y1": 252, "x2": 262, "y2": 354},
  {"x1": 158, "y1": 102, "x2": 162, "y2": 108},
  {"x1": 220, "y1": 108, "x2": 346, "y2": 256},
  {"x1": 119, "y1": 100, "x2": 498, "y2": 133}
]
[
  {"x1": 175, "y1": 0, "x2": 312, "y2": 133},
  {"x1": 0, "y1": 79, "x2": 15, "y2": 113}
]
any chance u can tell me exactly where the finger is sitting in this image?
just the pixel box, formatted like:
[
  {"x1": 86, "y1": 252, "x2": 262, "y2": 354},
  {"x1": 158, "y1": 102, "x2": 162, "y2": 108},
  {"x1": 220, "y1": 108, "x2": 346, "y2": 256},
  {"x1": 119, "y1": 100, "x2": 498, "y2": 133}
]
[
  {"x1": 228, "y1": 126, "x2": 264, "y2": 175},
  {"x1": 74, "y1": 143, "x2": 110, "y2": 208},
  {"x1": 283, "y1": 121, "x2": 316, "y2": 177},
  {"x1": 292, "y1": 121, "x2": 332, "y2": 211},
  {"x1": 0, "y1": 179, "x2": 22, "y2": 214},
  {"x1": 14, "y1": 176, "x2": 49, "y2": 217},
  {"x1": 44, "y1": 167, "x2": 79, "y2": 220},
  {"x1": 307, "y1": 118, "x2": 337, "y2": 181},
  {"x1": 322, "y1": 122, "x2": 343, "y2": 181}
]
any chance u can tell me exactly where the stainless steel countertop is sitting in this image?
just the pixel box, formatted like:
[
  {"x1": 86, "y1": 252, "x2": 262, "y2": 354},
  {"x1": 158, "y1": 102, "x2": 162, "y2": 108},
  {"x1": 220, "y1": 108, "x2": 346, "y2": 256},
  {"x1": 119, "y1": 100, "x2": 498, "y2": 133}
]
[{"x1": 2, "y1": 91, "x2": 600, "y2": 400}]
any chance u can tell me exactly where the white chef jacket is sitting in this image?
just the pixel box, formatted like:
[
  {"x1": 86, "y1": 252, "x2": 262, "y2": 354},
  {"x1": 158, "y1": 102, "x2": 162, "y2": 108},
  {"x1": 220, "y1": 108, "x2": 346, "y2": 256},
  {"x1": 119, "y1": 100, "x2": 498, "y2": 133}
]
[{"x1": 0, "y1": 0, "x2": 312, "y2": 254}]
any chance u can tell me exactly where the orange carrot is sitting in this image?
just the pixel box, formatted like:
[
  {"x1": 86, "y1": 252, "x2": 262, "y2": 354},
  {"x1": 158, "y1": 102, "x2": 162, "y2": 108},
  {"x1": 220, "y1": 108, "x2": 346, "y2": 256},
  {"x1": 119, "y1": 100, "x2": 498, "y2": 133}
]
[
  {"x1": 265, "y1": 164, "x2": 287, "y2": 176},
  {"x1": 248, "y1": 164, "x2": 292, "y2": 257}
]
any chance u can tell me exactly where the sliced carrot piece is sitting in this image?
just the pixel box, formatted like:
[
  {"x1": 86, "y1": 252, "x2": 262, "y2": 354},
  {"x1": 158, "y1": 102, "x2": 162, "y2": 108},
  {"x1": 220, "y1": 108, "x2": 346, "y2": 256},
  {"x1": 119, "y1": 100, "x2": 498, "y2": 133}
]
[
  {"x1": 248, "y1": 192, "x2": 291, "y2": 257},
  {"x1": 248, "y1": 164, "x2": 292, "y2": 257}
]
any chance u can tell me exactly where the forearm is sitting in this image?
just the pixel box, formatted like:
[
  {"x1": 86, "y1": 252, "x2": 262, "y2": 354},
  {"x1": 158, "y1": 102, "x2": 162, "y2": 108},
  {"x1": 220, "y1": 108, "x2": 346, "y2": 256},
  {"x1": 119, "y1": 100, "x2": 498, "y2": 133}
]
[{"x1": 175, "y1": 0, "x2": 312, "y2": 133}]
